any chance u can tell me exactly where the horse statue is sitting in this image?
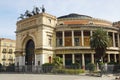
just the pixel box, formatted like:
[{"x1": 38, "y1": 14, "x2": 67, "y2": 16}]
[
  {"x1": 32, "y1": 6, "x2": 40, "y2": 15},
  {"x1": 17, "y1": 14, "x2": 25, "y2": 20},
  {"x1": 25, "y1": 10, "x2": 33, "y2": 18}
]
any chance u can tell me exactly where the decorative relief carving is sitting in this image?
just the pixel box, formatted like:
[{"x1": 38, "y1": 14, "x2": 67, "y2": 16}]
[
  {"x1": 21, "y1": 19, "x2": 36, "y2": 27},
  {"x1": 17, "y1": 19, "x2": 37, "y2": 31}
]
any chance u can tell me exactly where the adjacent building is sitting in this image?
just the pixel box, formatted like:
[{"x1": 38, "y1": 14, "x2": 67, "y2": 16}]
[
  {"x1": 15, "y1": 12, "x2": 120, "y2": 69},
  {"x1": 0, "y1": 38, "x2": 16, "y2": 66}
]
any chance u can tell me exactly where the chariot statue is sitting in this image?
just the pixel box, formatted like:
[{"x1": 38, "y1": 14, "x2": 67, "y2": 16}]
[
  {"x1": 17, "y1": 5, "x2": 46, "y2": 20},
  {"x1": 32, "y1": 6, "x2": 40, "y2": 15},
  {"x1": 17, "y1": 14, "x2": 25, "y2": 20},
  {"x1": 25, "y1": 10, "x2": 33, "y2": 18}
]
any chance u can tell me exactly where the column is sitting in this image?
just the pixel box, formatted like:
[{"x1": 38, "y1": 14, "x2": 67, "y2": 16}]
[
  {"x1": 108, "y1": 54, "x2": 110, "y2": 63},
  {"x1": 90, "y1": 30, "x2": 93, "y2": 36},
  {"x1": 22, "y1": 56, "x2": 25, "y2": 66},
  {"x1": 114, "y1": 54, "x2": 117, "y2": 62},
  {"x1": 72, "y1": 54, "x2": 75, "y2": 64},
  {"x1": 63, "y1": 54, "x2": 65, "y2": 66},
  {"x1": 113, "y1": 32, "x2": 115, "y2": 47},
  {"x1": 107, "y1": 32, "x2": 109, "y2": 35},
  {"x1": 81, "y1": 30, "x2": 84, "y2": 46},
  {"x1": 62, "y1": 31, "x2": 65, "y2": 46},
  {"x1": 91, "y1": 54, "x2": 94, "y2": 63},
  {"x1": 82, "y1": 54, "x2": 85, "y2": 69},
  {"x1": 19, "y1": 56, "x2": 23, "y2": 66},
  {"x1": 72, "y1": 30, "x2": 74, "y2": 46}
]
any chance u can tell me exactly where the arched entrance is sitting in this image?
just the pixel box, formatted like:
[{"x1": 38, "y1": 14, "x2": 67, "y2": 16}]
[{"x1": 25, "y1": 39, "x2": 35, "y2": 65}]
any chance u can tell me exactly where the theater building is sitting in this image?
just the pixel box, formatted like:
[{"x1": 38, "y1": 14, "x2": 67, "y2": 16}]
[{"x1": 15, "y1": 12, "x2": 120, "y2": 69}]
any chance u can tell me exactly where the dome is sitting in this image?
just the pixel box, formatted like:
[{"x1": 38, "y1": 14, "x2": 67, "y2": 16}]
[
  {"x1": 58, "y1": 13, "x2": 92, "y2": 19},
  {"x1": 57, "y1": 13, "x2": 112, "y2": 26}
]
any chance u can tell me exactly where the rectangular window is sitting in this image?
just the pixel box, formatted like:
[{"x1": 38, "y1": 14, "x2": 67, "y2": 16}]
[
  {"x1": 115, "y1": 33, "x2": 118, "y2": 47},
  {"x1": 84, "y1": 37, "x2": 90, "y2": 46},
  {"x1": 65, "y1": 37, "x2": 72, "y2": 46},
  {"x1": 2, "y1": 48, "x2": 7, "y2": 53},
  {"x1": 74, "y1": 38, "x2": 80, "y2": 46},
  {"x1": 108, "y1": 32, "x2": 113, "y2": 47},
  {"x1": 56, "y1": 38, "x2": 62, "y2": 47},
  {"x1": 9, "y1": 49, "x2": 13, "y2": 54},
  {"x1": 65, "y1": 31, "x2": 72, "y2": 46},
  {"x1": 56, "y1": 31, "x2": 62, "y2": 47},
  {"x1": 84, "y1": 31, "x2": 90, "y2": 47}
]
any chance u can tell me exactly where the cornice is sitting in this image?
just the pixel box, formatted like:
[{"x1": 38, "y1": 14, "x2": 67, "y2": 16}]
[{"x1": 56, "y1": 24, "x2": 119, "y2": 31}]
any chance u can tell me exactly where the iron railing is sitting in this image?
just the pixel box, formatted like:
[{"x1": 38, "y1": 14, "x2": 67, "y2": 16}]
[{"x1": 0, "y1": 65, "x2": 120, "y2": 74}]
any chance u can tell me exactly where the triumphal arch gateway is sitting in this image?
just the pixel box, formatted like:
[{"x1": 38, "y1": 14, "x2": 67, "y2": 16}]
[{"x1": 15, "y1": 11, "x2": 57, "y2": 66}]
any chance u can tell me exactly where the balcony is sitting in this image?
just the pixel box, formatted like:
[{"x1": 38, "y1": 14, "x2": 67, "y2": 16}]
[
  {"x1": 8, "y1": 49, "x2": 13, "y2": 54},
  {"x1": 8, "y1": 58, "x2": 13, "y2": 61},
  {"x1": 8, "y1": 52, "x2": 12, "y2": 54},
  {"x1": 2, "y1": 49, "x2": 7, "y2": 53},
  {"x1": 55, "y1": 46, "x2": 91, "y2": 50},
  {"x1": 2, "y1": 58, "x2": 6, "y2": 61}
]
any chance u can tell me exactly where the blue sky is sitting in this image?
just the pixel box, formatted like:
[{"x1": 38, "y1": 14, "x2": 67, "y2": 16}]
[{"x1": 1, "y1": 0, "x2": 120, "y2": 40}]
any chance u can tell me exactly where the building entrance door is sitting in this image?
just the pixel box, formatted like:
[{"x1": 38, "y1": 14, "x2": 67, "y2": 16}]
[{"x1": 25, "y1": 39, "x2": 35, "y2": 66}]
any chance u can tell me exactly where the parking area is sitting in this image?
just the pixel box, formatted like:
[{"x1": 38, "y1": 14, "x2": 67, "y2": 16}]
[{"x1": 0, "y1": 73, "x2": 116, "y2": 80}]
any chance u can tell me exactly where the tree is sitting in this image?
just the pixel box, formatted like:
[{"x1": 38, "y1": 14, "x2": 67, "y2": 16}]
[
  {"x1": 87, "y1": 63, "x2": 96, "y2": 72},
  {"x1": 90, "y1": 28, "x2": 110, "y2": 60},
  {"x1": 53, "y1": 56, "x2": 63, "y2": 69}
]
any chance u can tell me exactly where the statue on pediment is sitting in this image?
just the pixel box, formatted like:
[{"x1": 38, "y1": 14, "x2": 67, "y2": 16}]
[
  {"x1": 25, "y1": 10, "x2": 33, "y2": 18},
  {"x1": 32, "y1": 6, "x2": 40, "y2": 15},
  {"x1": 41, "y1": 5, "x2": 45, "y2": 13},
  {"x1": 17, "y1": 5, "x2": 46, "y2": 20},
  {"x1": 18, "y1": 14, "x2": 25, "y2": 20}
]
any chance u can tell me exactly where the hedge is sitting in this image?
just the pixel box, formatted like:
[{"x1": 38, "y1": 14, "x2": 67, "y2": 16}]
[{"x1": 53, "y1": 69, "x2": 85, "y2": 74}]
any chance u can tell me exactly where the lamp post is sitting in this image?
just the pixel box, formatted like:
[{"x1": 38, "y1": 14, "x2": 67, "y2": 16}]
[{"x1": 98, "y1": 59, "x2": 103, "y2": 77}]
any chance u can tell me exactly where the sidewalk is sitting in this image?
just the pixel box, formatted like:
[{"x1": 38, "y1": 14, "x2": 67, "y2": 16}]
[{"x1": 0, "y1": 73, "x2": 116, "y2": 80}]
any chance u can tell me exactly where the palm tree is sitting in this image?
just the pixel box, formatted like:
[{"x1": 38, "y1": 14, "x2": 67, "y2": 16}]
[{"x1": 90, "y1": 28, "x2": 110, "y2": 60}]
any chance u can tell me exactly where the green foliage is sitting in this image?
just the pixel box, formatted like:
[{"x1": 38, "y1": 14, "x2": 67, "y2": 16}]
[
  {"x1": 98, "y1": 62, "x2": 104, "y2": 69},
  {"x1": 86, "y1": 63, "x2": 96, "y2": 72},
  {"x1": 108, "y1": 62, "x2": 118, "y2": 65},
  {"x1": 90, "y1": 28, "x2": 110, "y2": 58},
  {"x1": 42, "y1": 63, "x2": 55, "y2": 73},
  {"x1": 53, "y1": 69, "x2": 85, "y2": 74},
  {"x1": 53, "y1": 56, "x2": 63, "y2": 69},
  {"x1": 70, "y1": 63, "x2": 81, "y2": 69},
  {"x1": 42, "y1": 63, "x2": 55, "y2": 66}
]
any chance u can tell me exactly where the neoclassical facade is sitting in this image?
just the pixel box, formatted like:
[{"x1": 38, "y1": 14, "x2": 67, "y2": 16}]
[
  {"x1": 15, "y1": 12, "x2": 120, "y2": 69},
  {"x1": 0, "y1": 38, "x2": 16, "y2": 66}
]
